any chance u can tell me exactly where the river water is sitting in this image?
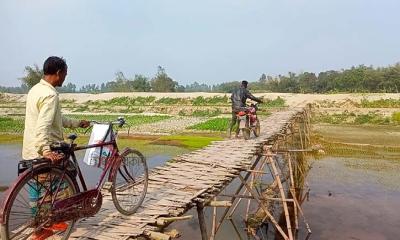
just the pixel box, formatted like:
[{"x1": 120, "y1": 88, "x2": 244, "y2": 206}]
[{"x1": 1, "y1": 145, "x2": 400, "y2": 239}]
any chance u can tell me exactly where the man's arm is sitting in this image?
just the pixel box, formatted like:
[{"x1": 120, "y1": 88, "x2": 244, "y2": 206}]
[
  {"x1": 244, "y1": 89, "x2": 263, "y2": 103},
  {"x1": 62, "y1": 115, "x2": 82, "y2": 129}
]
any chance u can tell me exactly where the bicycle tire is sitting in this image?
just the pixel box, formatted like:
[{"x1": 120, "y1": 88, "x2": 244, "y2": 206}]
[
  {"x1": 111, "y1": 148, "x2": 148, "y2": 215},
  {"x1": 0, "y1": 165, "x2": 78, "y2": 240}
]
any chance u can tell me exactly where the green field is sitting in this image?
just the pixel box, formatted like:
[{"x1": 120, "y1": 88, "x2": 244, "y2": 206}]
[
  {"x1": 0, "y1": 115, "x2": 171, "y2": 134},
  {"x1": 188, "y1": 118, "x2": 231, "y2": 132}
]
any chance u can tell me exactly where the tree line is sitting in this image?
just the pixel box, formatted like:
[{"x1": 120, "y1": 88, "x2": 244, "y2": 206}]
[{"x1": 1, "y1": 63, "x2": 399, "y2": 93}]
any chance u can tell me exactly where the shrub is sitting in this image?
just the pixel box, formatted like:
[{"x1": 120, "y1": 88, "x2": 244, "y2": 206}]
[
  {"x1": 360, "y1": 98, "x2": 400, "y2": 108},
  {"x1": 192, "y1": 96, "x2": 229, "y2": 106},
  {"x1": 261, "y1": 96, "x2": 286, "y2": 108},
  {"x1": 155, "y1": 97, "x2": 184, "y2": 105},
  {"x1": 392, "y1": 112, "x2": 400, "y2": 123}
]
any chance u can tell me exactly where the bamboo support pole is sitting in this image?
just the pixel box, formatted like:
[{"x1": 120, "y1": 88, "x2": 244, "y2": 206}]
[
  {"x1": 290, "y1": 189, "x2": 312, "y2": 234},
  {"x1": 237, "y1": 174, "x2": 290, "y2": 240},
  {"x1": 144, "y1": 231, "x2": 172, "y2": 240},
  {"x1": 267, "y1": 154, "x2": 294, "y2": 240},
  {"x1": 219, "y1": 193, "x2": 294, "y2": 202},
  {"x1": 156, "y1": 215, "x2": 193, "y2": 226},
  {"x1": 227, "y1": 154, "x2": 269, "y2": 220},
  {"x1": 196, "y1": 203, "x2": 208, "y2": 240},
  {"x1": 245, "y1": 173, "x2": 254, "y2": 222},
  {"x1": 207, "y1": 201, "x2": 232, "y2": 207},
  {"x1": 214, "y1": 155, "x2": 263, "y2": 234},
  {"x1": 210, "y1": 197, "x2": 217, "y2": 240},
  {"x1": 287, "y1": 153, "x2": 299, "y2": 230}
]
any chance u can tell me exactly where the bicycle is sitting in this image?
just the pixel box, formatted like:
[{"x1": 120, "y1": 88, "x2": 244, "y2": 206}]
[{"x1": 0, "y1": 117, "x2": 148, "y2": 240}]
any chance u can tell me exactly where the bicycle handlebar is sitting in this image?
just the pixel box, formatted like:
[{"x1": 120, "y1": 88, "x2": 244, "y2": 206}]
[{"x1": 89, "y1": 117, "x2": 126, "y2": 128}]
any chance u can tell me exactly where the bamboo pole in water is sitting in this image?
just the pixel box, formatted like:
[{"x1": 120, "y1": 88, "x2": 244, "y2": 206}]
[
  {"x1": 210, "y1": 197, "x2": 217, "y2": 240},
  {"x1": 287, "y1": 153, "x2": 299, "y2": 230},
  {"x1": 196, "y1": 203, "x2": 208, "y2": 240},
  {"x1": 267, "y1": 154, "x2": 294, "y2": 240},
  {"x1": 245, "y1": 172, "x2": 254, "y2": 222},
  {"x1": 238, "y1": 174, "x2": 289, "y2": 240},
  {"x1": 290, "y1": 188, "x2": 312, "y2": 235}
]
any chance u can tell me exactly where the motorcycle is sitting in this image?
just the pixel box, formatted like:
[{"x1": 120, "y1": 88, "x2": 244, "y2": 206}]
[{"x1": 236, "y1": 103, "x2": 261, "y2": 140}]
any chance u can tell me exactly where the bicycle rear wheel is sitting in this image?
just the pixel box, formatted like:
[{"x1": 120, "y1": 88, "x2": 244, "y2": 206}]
[
  {"x1": 0, "y1": 166, "x2": 78, "y2": 240},
  {"x1": 111, "y1": 148, "x2": 148, "y2": 215}
]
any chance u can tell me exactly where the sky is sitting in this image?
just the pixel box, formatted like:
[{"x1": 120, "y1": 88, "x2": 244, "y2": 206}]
[{"x1": 0, "y1": 0, "x2": 399, "y2": 87}]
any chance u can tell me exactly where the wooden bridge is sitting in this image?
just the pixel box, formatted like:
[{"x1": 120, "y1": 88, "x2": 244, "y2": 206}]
[{"x1": 71, "y1": 107, "x2": 312, "y2": 240}]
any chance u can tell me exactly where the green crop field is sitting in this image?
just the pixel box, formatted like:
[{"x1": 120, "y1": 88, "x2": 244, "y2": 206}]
[
  {"x1": 0, "y1": 115, "x2": 171, "y2": 134},
  {"x1": 188, "y1": 118, "x2": 231, "y2": 132}
]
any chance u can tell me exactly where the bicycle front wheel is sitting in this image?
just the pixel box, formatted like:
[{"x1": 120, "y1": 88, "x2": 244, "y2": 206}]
[
  {"x1": 111, "y1": 148, "x2": 148, "y2": 215},
  {"x1": 0, "y1": 166, "x2": 78, "y2": 240}
]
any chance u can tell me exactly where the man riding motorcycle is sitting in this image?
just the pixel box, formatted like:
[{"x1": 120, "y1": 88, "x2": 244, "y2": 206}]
[{"x1": 228, "y1": 80, "x2": 263, "y2": 138}]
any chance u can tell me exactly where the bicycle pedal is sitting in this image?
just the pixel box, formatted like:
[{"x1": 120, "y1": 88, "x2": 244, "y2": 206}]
[{"x1": 102, "y1": 181, "x2": 113, "y2": 191}]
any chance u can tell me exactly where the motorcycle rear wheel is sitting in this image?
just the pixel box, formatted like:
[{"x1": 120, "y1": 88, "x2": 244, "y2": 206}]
[
  {"x1": 242, "y1": 120, "x2": 251, "y2": 140},
  {"x1": 253, "y1": 119, "x2": 261, "y2": 137}
]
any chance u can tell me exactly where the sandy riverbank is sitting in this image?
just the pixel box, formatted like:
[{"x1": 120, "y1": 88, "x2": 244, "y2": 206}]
[{"x1": 3, "y1": 92, "x2": 400, "y2": 107}]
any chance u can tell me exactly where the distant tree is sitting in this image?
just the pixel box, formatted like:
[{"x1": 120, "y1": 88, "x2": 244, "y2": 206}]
[
  {"x1": 298, "y1": 72, "x2": 318, "y2": 93},
  {"x1": 184, "y1": 82, "x2": 211, "y2": 92},
  {"x1": 150, "y1": 66, "x2": 177, "y2": 92},
  {"x1": 259, "y1": 73, "x2": 267, "y2": 82},
  {"x1": 57, "y1": 82, "x2": 77, "y2": 93},
  {"x1": 80, "y1": 84, "x2": 100, "y2": 93},
  {"x1": 20, "y1": 64, "x2": 43, "y2": 89},
  {"x1": 132, "y1": 74, "x2": 151, "y2": 92},
  {"x1": 212, "y1": 81, "x2": 241, "y2": 93},
  {"x1": 176, "y1": 85, "x2": 186, "y2": 92}
]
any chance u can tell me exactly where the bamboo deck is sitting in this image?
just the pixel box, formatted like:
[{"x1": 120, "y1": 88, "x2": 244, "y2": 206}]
[{"x1": 70, "y1": 108, "x2": 307, "y2": 240}]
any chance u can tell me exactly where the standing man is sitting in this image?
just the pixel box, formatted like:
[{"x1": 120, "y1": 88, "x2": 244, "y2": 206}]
[
  {"x1": 22, "y1": 56, "x2": 90, "y2": 239},
  {"x1": 228, "y1": 80, "x2": 263, "y2": 138},
  {"x1": 22, "y1": 56, "x2": 90, "y2": 162}
]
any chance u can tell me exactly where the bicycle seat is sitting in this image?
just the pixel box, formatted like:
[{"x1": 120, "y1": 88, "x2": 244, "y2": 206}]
[{"x1": 68, "y1": 133, "x2": 78, "y2": 141}]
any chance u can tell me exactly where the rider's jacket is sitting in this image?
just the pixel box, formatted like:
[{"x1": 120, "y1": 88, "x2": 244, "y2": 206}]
[{"x1": 230, "y1": 86, "x2": 262, "y2": 111}]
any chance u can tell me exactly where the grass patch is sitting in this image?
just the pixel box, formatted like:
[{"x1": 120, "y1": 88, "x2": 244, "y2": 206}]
[
  {"x1": 392, "y1": 112, "x2": 400, "y2": 123},
  {"x1": 0, "y1": 117, "x2": 24, "y2": 133},
  {"x1": 260, "y1": 96, "x2": 286, "y2": 108},
  {"x1": 360, "y1": 98, "x2": 400, "y2": 108},
  {"x1": 192, "y1": 96, "x2": 229, "y2": 106},
  {"x1": 108, "y1": 96, "x2": 156, "y2": 106},
  {"x1": 155, "y1": 135, "x2": 223, "y2": 149},
  {"x1": 189, "y1": 118, "x2": 230, "y2": 132},
  {"x1": 155, "y1": 97, "x2": 186, "y2": 105},
  {"x1": 0, "y1": 134, "x2": 23, "y2": 144},
  {"x1": 0, "y1": 115, "x2": 170, "y2": 134},
  {"x1": 313, "y1": 124, "x2": 400, "y2": 159},
  {"x1": 64, "y1": 114, "x2": 171, "y2": 134},
  {"x1": 314, "y1": 112, "x2": 394, "y2": 125}
]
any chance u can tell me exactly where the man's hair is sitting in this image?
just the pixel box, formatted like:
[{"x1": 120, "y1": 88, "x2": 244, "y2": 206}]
[
  {"x1": 241, "y1": 80, "x2": 248, "y2": 87},
  {"x1": 43, "y1": 56, "x2": 67, "y2": 75}
]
